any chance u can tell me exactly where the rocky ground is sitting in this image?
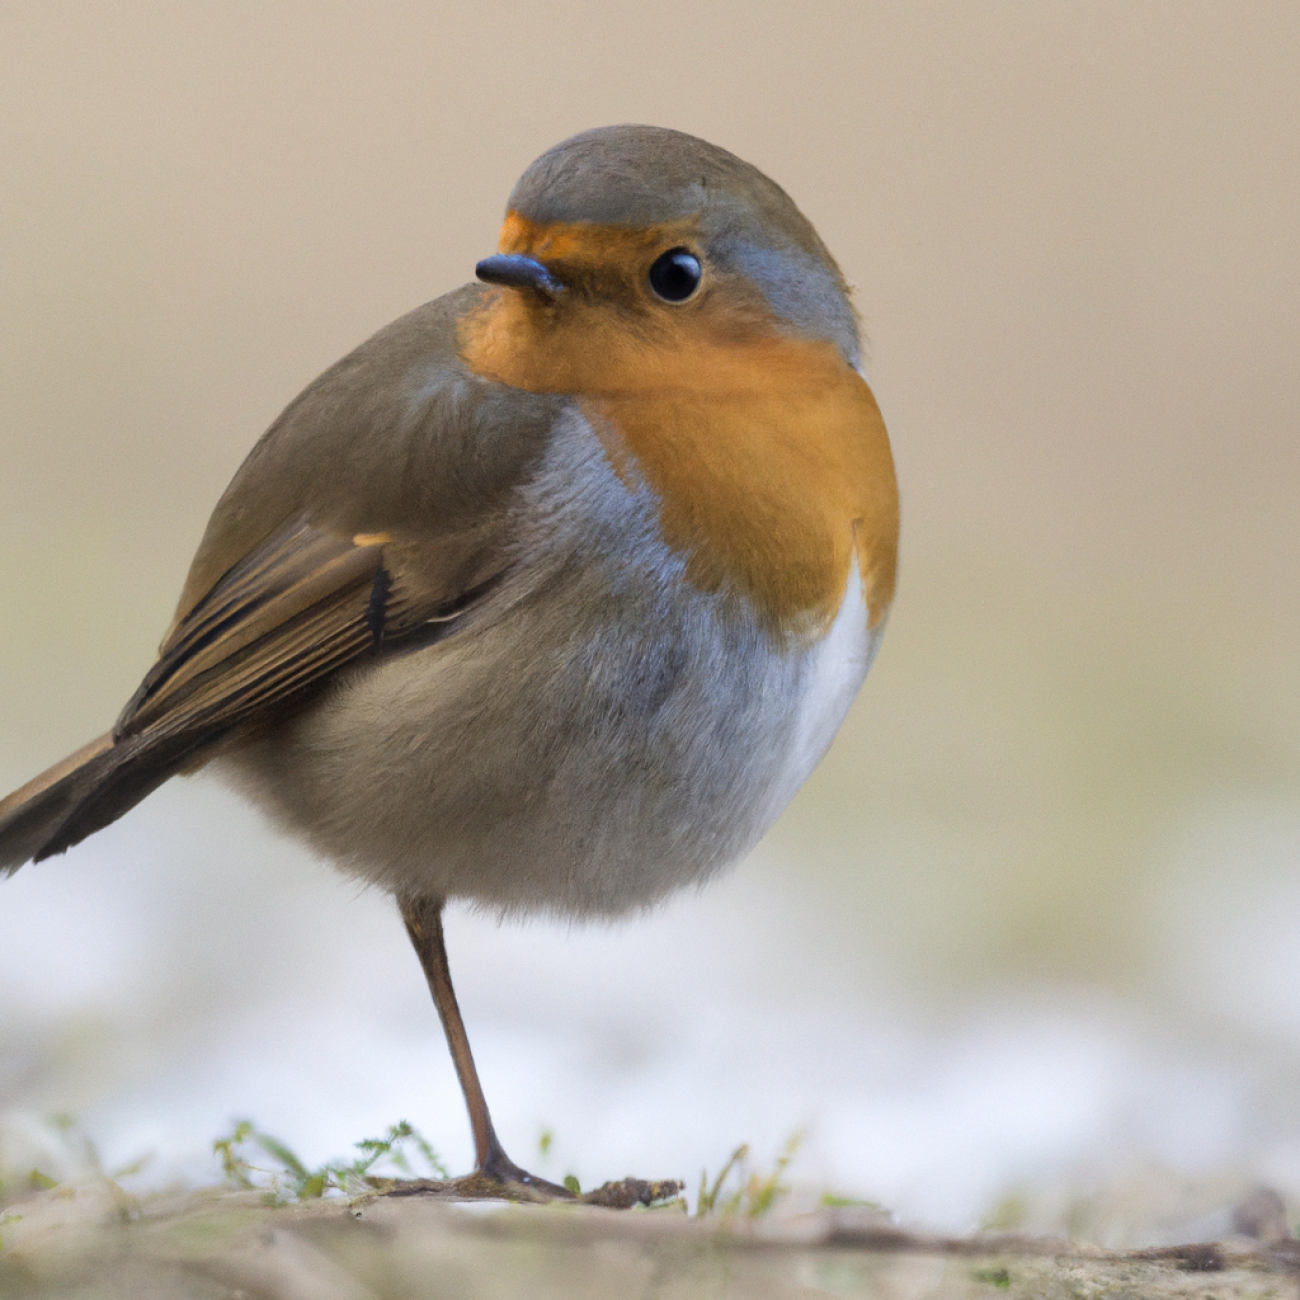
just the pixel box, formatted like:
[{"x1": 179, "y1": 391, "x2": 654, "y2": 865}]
[{"x1": 2, "y1": 1180, "x2": 1297, "y2": 1300}]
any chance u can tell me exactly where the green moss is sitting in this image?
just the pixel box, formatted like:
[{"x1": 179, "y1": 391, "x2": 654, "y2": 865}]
[
  {"x1": 696, "y1": 1131, "x2": 804, "y2": 1218},
  {"x1": 211, "y1": 1118, "x2": 448, "y2": 1203}
]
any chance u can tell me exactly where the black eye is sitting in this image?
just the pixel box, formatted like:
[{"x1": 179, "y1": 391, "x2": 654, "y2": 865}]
[{"x1": 648, "y1": 248, "x2": 702, "y2": 302}]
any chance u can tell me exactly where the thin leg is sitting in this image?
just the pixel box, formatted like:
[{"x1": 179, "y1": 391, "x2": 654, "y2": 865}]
[{"x1": 398, "y1": 893, "x2": 572, "y2": 1197}]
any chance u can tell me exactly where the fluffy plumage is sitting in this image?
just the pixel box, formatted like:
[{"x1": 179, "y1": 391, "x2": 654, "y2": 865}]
[{"x1": 0, "y1": 124, "x2": 898, "y2": 925}]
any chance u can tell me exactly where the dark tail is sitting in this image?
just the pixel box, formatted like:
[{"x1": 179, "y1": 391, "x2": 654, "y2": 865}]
[{"x1": 0, "y1": 731, "x2": 209, "y2": 874}]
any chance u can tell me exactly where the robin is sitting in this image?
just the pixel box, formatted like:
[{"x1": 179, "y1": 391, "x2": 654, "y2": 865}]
[{"x1": 0, "y1": 125, "x2": 898, "y2": 1200}]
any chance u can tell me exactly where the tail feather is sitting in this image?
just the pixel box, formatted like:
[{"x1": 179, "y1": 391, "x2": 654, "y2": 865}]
[{"x1": 0, "y1": 731, "x2": 213, "y2": 874}]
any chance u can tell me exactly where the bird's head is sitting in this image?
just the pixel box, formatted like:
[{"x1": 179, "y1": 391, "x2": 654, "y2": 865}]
[{"x1": 461, "y1": 125, "x2": 861, "y2": 394}]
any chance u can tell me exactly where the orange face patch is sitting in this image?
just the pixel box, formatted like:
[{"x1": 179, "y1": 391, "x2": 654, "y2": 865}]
[{"x1": 461, "y1": 215, "x2": 898, "y2": 638}]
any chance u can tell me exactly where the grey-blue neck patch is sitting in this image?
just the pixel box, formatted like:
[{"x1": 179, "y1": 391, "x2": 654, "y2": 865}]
[{"x1": 724, "y1": 242, "x2": 860, "y2": 367}]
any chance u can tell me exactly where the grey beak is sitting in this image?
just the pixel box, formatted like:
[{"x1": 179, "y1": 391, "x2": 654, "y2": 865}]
[{"x1": 475, "y1": 254, "x2": 565, "y2": 297}]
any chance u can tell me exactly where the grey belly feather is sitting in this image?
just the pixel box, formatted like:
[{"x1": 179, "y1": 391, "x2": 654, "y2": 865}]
[{"x1": 219, "y1": 408, "x2": 865, "y2": 918}]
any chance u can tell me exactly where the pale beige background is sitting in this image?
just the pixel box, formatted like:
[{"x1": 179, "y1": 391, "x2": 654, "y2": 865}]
[{"x1": 1, "y1": 2, "x2": 1297, "y2": 1235}]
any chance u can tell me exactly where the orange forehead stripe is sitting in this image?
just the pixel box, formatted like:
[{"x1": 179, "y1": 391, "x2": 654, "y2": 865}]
[{"x1": 498, "y1": 211, "x2": 699, "y2": 267}]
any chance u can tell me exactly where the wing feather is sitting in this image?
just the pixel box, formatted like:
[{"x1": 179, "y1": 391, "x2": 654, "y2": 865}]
[
  {"x1": 0, "y1": 287, "x2": 558, "y2": 871},
  {"x1": 117, "y1": 521, "x2": 388, "y2": 738}
]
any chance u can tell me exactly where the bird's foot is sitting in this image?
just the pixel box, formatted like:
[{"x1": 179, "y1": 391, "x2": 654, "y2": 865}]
[
  {"x1": 479, "y1": 1146, "x2": 576, "y2": 1200},
  {"x1": 378, "y1": 1128, "x2": 681, "y2": 1206},
  {"x1": 379, "y1": 1161, "x2": 683, "y2": 1207},
  {"x1": 375, "y1": 1143, "x2": 574, "y2": 1203}
]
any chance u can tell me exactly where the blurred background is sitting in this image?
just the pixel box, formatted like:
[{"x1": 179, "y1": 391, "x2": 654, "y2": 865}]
[{"x1": 1, "y1": 1, "x2": 1297, "y2": 1240}]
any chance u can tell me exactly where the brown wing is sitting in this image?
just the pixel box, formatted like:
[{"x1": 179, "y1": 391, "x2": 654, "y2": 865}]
[
  {"x1": 121, "y1": 520, "x2": 384, "y2": 740},
  {"x1": 0, "y1": 285, "x2": 561, "y2": 873},
  {"x1": 117, "y1": 515, "x2": 496, "y2": 743},
  {"x1": 0, "y1": 517, "x2": 497, "y2": 868}
]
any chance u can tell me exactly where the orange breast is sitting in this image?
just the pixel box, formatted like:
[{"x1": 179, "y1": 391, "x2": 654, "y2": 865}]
[{"x1": 460, "y1": 278, "x2": 898, "y2": 639}]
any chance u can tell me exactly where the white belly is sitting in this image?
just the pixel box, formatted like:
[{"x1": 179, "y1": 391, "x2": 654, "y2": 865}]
[{"x1": 766, "y1": 553, "x2": 882, "y2": 822}]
